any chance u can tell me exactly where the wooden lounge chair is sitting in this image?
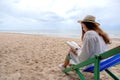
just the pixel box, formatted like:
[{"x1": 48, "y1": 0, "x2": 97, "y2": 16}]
[{"x1": 63, "y1": 46, "x2": 120, "y2": 80}]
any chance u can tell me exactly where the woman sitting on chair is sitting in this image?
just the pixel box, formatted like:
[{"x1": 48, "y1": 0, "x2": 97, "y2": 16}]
[{"x1": 59, "y1": 15, "x2": 111, "y2": 70}]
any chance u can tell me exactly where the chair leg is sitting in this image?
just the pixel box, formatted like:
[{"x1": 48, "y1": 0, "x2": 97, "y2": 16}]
[
  {"x1": 94, "y1": 56, "x2": 100, "y2": 80},
  {"x1": 105, "y1": 69, "x2": 120, "y2": 80},
  {"x1": 75, "y1": 69, "x2": 86, "y2": 80}
]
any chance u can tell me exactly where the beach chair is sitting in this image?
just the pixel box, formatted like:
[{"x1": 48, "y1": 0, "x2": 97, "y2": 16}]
[{"x1": 63, "y1": 46, "x2": 120, "y2": 80}]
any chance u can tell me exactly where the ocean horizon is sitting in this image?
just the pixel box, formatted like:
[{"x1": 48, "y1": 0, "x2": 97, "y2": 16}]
[{"x1": 0, "y1": 29, "x2": 120, "y2": 39}]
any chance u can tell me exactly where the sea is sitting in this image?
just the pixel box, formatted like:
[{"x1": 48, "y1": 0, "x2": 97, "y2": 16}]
[{"x1": 0, "y1": 29, "x2": 120, "y2": 39}]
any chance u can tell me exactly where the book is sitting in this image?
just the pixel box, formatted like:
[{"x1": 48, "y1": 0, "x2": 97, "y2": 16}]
[{"x1": 66, "y1": 41, "x2": 80, "y2": 51}]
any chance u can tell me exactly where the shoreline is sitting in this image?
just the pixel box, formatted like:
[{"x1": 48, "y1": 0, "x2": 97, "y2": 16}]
[
  {"x1": 0, "y1": 32, "x2": 120, "y2": 80},
  {"x1": 0, "y1": 32, "x2": 120, "y2": 39}
]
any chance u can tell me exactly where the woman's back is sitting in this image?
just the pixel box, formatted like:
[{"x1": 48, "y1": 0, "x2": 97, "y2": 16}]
[{"x1": 78, "y1": 30, "x2": 107, "y2": 63}]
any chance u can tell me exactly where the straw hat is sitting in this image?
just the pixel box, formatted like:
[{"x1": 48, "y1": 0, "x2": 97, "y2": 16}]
[{"x1": 78, "y1": 15, "x2": 100, "y2": 25}]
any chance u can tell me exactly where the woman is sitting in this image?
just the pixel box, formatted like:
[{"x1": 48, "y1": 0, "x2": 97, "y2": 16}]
[{"x1": 59, "y1": 15, "x2": 111, "y2": 70}]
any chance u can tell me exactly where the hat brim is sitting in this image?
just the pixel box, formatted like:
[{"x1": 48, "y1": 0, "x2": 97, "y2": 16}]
[{"x1": 78, "y1": 20, "x2": 100, "y2": 26}]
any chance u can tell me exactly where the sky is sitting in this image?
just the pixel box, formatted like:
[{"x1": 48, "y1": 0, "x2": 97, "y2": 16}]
[{"x1": 0, "y1": 0, "x2": 120, "y2": 31}]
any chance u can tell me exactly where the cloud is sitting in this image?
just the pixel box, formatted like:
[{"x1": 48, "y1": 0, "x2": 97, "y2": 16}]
[
  {"x1": 33, "y1": 12, "x2": 65, "y2": 22},
  {"x1": 0, "y1": 0, "x2": 120, "y2": 30}
]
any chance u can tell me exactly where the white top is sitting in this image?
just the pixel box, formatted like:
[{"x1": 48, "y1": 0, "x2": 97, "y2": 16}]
[{"x1": 78, "y1": 30, "x2": 107, "y2": 63}]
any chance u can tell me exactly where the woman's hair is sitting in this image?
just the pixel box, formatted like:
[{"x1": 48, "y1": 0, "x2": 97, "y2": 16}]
[{"x1": 81, "y1": 22, "x2": 111, "y2": 44}]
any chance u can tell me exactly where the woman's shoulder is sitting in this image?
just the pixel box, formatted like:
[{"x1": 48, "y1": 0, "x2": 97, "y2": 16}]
[
  {"x1": 83, "y1": 30, "x2": 101, "y2": 40},
  {"x1": 85, "y1": 30, "x2": 98, "y2": 36}
]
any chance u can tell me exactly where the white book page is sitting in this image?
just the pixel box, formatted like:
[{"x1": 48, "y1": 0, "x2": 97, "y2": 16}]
[{"x1": 66, "y1": 41, "x2": 80, "y2": 51}]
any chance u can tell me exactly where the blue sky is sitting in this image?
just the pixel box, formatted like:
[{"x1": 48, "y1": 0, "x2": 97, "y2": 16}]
[{"x1": 0, "y1": 0, "x2": 120, "y2": 31}]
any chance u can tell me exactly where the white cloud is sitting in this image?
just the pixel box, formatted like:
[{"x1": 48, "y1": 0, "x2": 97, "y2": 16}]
[
  {"x1": 0, "y1": 0, "x2": 120, "y2": 30},
  {"x1": 16, "y1": 0, "x2": 52, "y2": 12}
]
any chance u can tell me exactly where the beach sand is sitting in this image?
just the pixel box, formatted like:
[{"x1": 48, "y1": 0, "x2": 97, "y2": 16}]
[{"x1": 0, "y1": 32, "x2": 120, "y2": 80}]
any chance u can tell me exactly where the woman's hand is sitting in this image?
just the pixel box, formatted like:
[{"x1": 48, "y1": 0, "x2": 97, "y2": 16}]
[{"x1": 69, "y1": 48, "x2": 77, "y2": 55}]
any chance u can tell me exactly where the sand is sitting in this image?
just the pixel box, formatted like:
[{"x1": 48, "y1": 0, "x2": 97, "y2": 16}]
[{"x1": 0, "y1": 32, "x2": 120, "y2": 80}]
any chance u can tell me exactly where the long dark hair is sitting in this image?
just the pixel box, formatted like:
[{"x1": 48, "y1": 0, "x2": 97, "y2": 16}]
[{"x1": 81, "y1": 22, "x2": 111, "y2": 44}]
